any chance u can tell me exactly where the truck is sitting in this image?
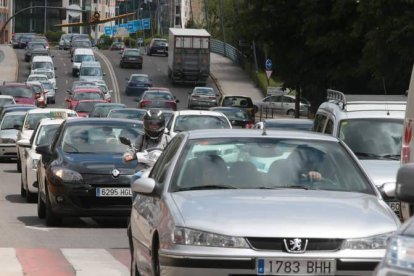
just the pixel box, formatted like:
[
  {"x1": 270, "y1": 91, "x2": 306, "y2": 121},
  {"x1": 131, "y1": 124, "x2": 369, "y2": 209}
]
[{"x1": 168, "y1": 28, "x2": 211, "y2": 85}]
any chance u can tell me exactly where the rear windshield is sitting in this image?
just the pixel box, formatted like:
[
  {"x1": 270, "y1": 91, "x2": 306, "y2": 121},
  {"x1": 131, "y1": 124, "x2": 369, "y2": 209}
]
[
  {"x1": 74, "y1": 55, "x2": 95, "y2": 62},
  {"x1": 1, "y1": 114, "x2": 25, "y2": 130},
  {"x1": 222, "y1": 97, "x2": 253, "y2": 108},
  {"x1": 32, "y1": 62, "x2": 53, "y2": 70},
  {"x1": 174, "y1": 115, "x2": 230, "y2": 132},
  {"x1": 0, "y1": 86, "x2": 33, "y2": 98},
  {"x1": 143, "y1": 92, "x2": 174, "y2": 101}
]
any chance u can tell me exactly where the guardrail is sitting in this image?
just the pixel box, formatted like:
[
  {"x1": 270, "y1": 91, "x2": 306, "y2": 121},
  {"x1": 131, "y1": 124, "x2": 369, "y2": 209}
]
[{"x1": 211, "y1": 39, "x2": 244, "y2": 65}]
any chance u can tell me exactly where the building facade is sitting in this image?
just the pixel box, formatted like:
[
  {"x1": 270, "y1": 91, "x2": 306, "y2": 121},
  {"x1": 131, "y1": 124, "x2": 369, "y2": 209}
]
[{"x1": 0, "y1": 0, "x2": 13, "y2": 43}]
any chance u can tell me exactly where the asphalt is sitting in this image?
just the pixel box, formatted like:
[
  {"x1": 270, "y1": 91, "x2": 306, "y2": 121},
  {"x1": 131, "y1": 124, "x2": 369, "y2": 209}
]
[{"x1": 0, "y1": 44, "x2": 264, "y2": 100}]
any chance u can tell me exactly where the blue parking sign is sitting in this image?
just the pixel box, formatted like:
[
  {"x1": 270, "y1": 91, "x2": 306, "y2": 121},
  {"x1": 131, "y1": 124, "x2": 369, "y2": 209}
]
[
  {"x1": 104, "y1": 26, "x2": 112, "y2": 36},
  {"x1": 265, "y1": 59, "x2": 273, "y2": 70}
]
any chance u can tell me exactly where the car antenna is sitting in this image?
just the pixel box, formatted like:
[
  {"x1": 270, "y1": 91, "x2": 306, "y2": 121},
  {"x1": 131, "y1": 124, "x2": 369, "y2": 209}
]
[{"x1": 382, "y1": 77, "x2": 390, "y2": 116}]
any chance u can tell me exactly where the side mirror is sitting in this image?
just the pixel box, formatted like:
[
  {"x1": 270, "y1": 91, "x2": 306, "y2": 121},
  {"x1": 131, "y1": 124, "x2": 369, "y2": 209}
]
[
  {"x1": 396, "y1": 163, "x2": 414, "y2": 203},
  {"x1": 17, "y1": 139, "x2": 31, "y2": 148},
  {"x1": 55, "y1": 87, "x2": 58, "y2": 90},
  {"x1": 131, "y1": 177, "x2": 157, "y2": 195},
  {"x1": 176, "y1": 99, "x2": 180, "y2": 103},
  {"x1": 379, "y1": 182, "x2": 396, "y2": 200},
  {"x1": 36, "y1": 144, "x2": 52, "y2": 156},
  {"x1": 119, "y1": 136, "x2": 132, "y2": 147}
]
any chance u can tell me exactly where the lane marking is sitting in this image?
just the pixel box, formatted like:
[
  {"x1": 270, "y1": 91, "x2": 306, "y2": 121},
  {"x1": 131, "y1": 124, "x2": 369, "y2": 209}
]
[
  {"x1": 62, "y1": 248, "x2": 129, "y2": 276},
  {"x1": 0, "y1": 248, "x2": 23, "y2": 276},
  {"x1": 93, "y1": 50, "x2": 120, "y2": 103}
]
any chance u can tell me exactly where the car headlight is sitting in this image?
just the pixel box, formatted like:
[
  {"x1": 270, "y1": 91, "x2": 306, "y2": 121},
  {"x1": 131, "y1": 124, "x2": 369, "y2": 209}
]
[
  {"x1": 172, "y1": 227, "x2": 249, "y2": 248},
  {"x1": 342, "y1": 232, "x2": 393, "y2": 250},
  {"x1": 384, "y1": 235, "x2": 414, "y2": 269},
  {"x1": 31, "y1": 158, "x2": 39, "y2": 170},
  {"x1": 52, "y1": 168, "x2": 83, "y2": 182}
]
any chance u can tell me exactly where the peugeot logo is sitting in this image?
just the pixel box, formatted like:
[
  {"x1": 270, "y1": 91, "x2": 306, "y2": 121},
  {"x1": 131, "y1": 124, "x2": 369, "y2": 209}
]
[
  {"x1": 283, "y1": 238, "x2": 308, "y2": 253},
  {"x1": 112, "y1": 169, "x2": 120, "y2": 177}
]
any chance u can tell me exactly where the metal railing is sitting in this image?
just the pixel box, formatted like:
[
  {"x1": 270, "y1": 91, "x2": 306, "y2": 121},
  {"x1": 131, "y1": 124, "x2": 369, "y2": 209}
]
[{"x1": 211, "y1": 39, "x2": 244, "y2": 66}]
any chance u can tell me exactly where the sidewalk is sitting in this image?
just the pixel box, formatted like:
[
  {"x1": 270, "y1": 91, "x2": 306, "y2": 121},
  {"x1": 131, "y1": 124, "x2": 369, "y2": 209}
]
[
  {"x1": 0, "y1": 44, "x2": 18, "y2": 83},
  {"x1": 210, "y1": 52, "x2": 263, "y2": 100}
]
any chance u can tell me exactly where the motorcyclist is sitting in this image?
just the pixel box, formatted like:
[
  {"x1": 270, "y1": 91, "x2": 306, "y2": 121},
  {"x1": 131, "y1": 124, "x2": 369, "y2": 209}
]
[{"x1": 123, "y1": 109, "x2": 170, "y2": 163}]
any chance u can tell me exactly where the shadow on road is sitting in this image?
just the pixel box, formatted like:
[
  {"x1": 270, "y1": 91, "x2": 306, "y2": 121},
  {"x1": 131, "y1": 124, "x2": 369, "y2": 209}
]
[
  {"x1": 16, "y1": 215, "x2": 128, "y2": 229},
  {"x1": 5, "y1": 194, "x2": 26, "y2": 204}
]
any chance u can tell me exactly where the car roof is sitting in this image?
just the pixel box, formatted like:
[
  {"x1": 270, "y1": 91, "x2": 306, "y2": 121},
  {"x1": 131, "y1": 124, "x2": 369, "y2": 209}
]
[
  {"x1": 211, "y1": 107, "x2": 246, "y2": 111},
  {"x1": 80, "y1": 61, "x2": 101, "y2": 66},
  {"x1": 175, "y1": 110, "x2": 227, "y2": 116},
  {"x1": 65, "y1": 117, "x2": 144, "y2": 126},
  {"x1": 28, "y1": 74, "x2": 48, "y2": 78},
  {"x1": 1, "y1": 82, "x2": 30, "y2": 87},
  {"x1": 93, "y1": 103, "x2": 125, "y2": 107},
  {"x1": 26, "y1": 108, "x2": 76, "y2": 115},
  {"x1": 74, "y1": 48, "x2": 94, "y2": 54},
  {"x1": 186, "y1": 128, "x2": 340, "y2": 141},
  {"x1": 38, "y1": 118, "x2": 65, "y2": 126},
  {"x1": 73, "y1": 87, "x2": 102, "y2": 92},
  {"x1": 31, "y1": 56, "x2": 53, "y2": 62},
  {"x1": 222, "y1": 95, "x2": 252, "y2": 99},
  {"x1": 130, "y1": 74, "x2": 149, "y2": 77}
]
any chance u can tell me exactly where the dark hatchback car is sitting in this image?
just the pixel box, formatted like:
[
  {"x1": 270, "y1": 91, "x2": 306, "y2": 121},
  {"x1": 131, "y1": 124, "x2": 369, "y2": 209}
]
[
  {"x1": 120, "y1": 48, "x2": 143, "y2": 69},
  {"x1": 220, "y1": 95, "x2": 257, "y2": 123},
  {"x1": 110, "y1": 42, "x2": 125, "y2": 51},
  {"x1": 125, "y1": 74, "x2": 152, "y2": 97},
  {"x1": 88, "y1": 103, "x2": 126, "y2": 118},
  {"x1": 210, "y1": 106, "x2": 252, "y2": 128},
  {"x1": 138, "y1": 90, "x2": 179, "y2": 111},
  {"x1": 147, "y1": 38, "x2": 168, "y2": 56},
  {"x1": 25, "y1": 42, "x2": 47, "y2": 62},
  {"x1": 35, "y1": 118, "x2": 144, "y2": 226}
]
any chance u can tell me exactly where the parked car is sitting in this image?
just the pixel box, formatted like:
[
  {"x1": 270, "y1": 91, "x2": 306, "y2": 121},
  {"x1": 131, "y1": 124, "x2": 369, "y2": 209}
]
[
  {"x1": 255, "y1": 118, "x2": 314, "y2": 131},
  {"x1": 107, "y1": 108, "x2": 147, "y2": 121},
  {"x1": 125, "y1": 74, "x2": 152, "y2": 97},
  {"x1": 165, "y1": 110, "x2": 232, "y2": 138},
  {"x1": 188, "y1": 86, "x2": 219, "y2": 109},
  {"x1": 220, "y1": 95, "x2": 257, "y2": 123},
  {"x1": 138, "y1": 89, "x2": 179, "y2": 111},
  {"x1": 129, "y1": 129, "x2": 400, "y2": 276},
  {"x1": 0, "y1": 111, "x2": 26, "y2": 161},
  {"x1": 147, "y1": 38, "x2": 168, "y2": 56},
  {"x1": 120, "y1": 48, "x2": 143, "y2": 69},
  {"x1": 253, "y1": 94, "x2": 310, "y2": 116},
  {"x1": 17, "y1": 118, "x2": 64, "y2": 202},
  {"x1": 35, "y1": 118, "x2": 144, "y2": 226},
  {"x1": 210, "y1": 106, "x2": 252, "y2": 128},
  {"x1": 88, "y1": 103, "x2": 126, "y2": 118}
]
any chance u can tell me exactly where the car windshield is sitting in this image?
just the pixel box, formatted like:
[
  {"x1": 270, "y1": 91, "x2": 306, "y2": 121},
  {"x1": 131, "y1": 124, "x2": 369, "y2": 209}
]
[
  {"x1": 0, "y1": 86, "x2": 33, "y2": 98},
  {"x1": 222, "y1": 97, "x2": 253, "y2": 108},
  {"x1": 80, "y1": 67, "x2": 102, "y2": 76},
  {"x1": 62, "y1": 123, "x2": 143, "y2": 153},
  {"x1": 219, "y1": 109, "x2": 248, "y2": 120},
  {"x1": 75, "y1": 101, "x2": 101, "y2": 113},
  {"x1": 24, "y1": 113, "x2": 50, "y2": 130},
  {"x1": 74, "y1": 55, "x2": 95, "y2": 62},
  {"x1": 130, "y1": 75, "x2": 148, "y2": 82},
  {"x1": 90, "y1": 105, "x2": 124, "y2": 117},
  {"x1": 143, "y1": 92, "x2": 173, "y2": 101},
  {"x1": 1, "y1": 114, "x2": 25, "y2": 130},
  {"x1": 194, "y1": 88, "x2": 215, "y2": 96},
  {"x1": 35, "y1": 124, "x2": 60, "y2": 146},
  {"x1": 73, "y1": 92, "x2": 103, "y2": 101},
  {"x1": 28, "y1": 76, "x2": 48, "y2": 82},
  {"x1": 32, "y1": 62, "x2": 53, "y2": 70},
  {"x1": 174, "y1": 115, "x2": 230, "y2": 132},
  {"x1": 125, "y1": 50, "x2": 141, "y2": 56},
  {"x1": 172, "y1": 138, "x2": 375, "y2": 194},
  {"x1": 28, "y1": 43, "x2": 45, "y2": 50},
  {"x1": 74, "y1": 41, "x2": 91, "y2": 47},
  {"x1": 339, "y1": 119, "x2": 403, "y2": 160},
  {"x1": 108, "y1": 109, "x2": 146, "y2": 120}
]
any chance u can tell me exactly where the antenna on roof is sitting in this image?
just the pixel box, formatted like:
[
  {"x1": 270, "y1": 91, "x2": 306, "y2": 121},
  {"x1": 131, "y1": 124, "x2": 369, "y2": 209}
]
[{"x1": 382, "y1": 77, "x2": 390, "y2": 116}]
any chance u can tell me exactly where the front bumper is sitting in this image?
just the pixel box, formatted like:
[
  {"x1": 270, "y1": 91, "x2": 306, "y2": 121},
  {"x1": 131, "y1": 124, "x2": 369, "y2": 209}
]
[{"x1": 0, "y1": 144, "x2": 17, "y2": 159}]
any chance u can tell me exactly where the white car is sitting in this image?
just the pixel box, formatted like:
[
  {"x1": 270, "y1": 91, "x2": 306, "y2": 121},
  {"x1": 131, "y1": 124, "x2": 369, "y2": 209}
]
[
  {"x1": 16, "y1": 108, "x2": 78, "y2": 174},
  {"x1": 165, "y1": 110, "x2": 232, "y2": 138},
  {"x1": 26, "y1": 74, "x2": 49, "y2": 84},
  {"x1": 17, "y1": 118, "x2": 65, "y2": 202},
  {"x1": 31, "y1": 68, "x2": 57, "y2": 89},
  {"x1": 0, "y1": 111, "x2": 26, "y2": 160},
  {"x1": 0, "y1": 95, "x2": 16, "y2": 106},
  {"x1": 40, "y1": 80, "x2": 56, "y2": 104}
]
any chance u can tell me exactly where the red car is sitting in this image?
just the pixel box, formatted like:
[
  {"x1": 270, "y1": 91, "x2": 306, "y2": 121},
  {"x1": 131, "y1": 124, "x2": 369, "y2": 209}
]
[
  {"x1": 74, "y1": 99, "x2": 107, "y2": 117},
  {"x1": 65, "y1": 87, "x2": 108, "y2": 110},
  {"x1": 0, "y1": 82, "x2": 37, "y2": 106},
  {"x1": 138, "y1": 90, "x2": 179, "y2": 111}
]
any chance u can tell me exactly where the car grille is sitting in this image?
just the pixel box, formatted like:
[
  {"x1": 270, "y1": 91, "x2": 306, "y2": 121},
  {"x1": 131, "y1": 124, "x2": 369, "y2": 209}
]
[{"x1": 246, "y1": 237, "x2": 343, "y2": 252}]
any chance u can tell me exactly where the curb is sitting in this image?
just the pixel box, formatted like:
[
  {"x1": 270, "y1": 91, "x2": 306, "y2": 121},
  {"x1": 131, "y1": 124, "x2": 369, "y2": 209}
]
[{"x1": 209, "y1": 71, "x2": 223, "y2": 96}]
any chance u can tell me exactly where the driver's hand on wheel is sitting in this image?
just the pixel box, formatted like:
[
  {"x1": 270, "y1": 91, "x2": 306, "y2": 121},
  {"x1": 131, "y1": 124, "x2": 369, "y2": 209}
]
[
  {"x1": 307, "y1": 171, "x2": 322, "y2": 181},
  {"x1": 123, "y1": 152, "x2": 134, "y2": 162}
]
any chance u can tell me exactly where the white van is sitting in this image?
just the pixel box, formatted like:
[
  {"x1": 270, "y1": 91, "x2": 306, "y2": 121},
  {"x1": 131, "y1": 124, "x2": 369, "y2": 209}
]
[
  {"x1": 79, "y1": 61, "x2": 105, "y2": 81},
  {"x1": 30, "y1": 56, "x2": 54, "y2": 75},
  {"x1": 72, "y1": 48, "x2": 95, "y2": 77}
]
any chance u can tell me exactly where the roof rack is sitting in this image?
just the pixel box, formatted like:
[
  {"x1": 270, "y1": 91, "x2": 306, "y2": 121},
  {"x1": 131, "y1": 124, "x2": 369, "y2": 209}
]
[{"x1": 327, "y1": 89, "x2": 347, "y2": 109}]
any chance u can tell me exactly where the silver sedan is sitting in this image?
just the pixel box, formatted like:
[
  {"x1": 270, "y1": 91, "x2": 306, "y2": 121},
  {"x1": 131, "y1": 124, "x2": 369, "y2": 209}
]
[{"x1": 130, "y1": 129, "x2": 400, "y2": 276}]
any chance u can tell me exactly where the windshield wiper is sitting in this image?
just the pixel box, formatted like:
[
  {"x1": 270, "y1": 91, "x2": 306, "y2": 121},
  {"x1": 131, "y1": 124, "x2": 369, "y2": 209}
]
[
  {"x1": 380, "y1": 154, "x2": 400, "y2": 160},
  {"x1": 176, "y1": 184, "x2": 237, "y2": 191},
  {"x1": 257, "y1": 185, "x2": 312, "y2": 190},
  {"x1": 353, "y1": 152, "x2": 382, "y2": 159}
]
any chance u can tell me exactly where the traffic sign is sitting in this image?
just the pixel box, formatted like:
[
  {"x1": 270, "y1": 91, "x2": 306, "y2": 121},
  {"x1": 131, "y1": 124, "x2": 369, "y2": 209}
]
[
  {"x1": 104, "y1": 26, "x2": 112, "y2": 36},
  {"x1": 143, "y1": 19, "x2": 151, "y2": 30},
  {"x1": 266, "y1": 70, "x2": 272, "y2": 80},
  {"x1": 265, "y1": 58, "x2": 273, "y2": 70}
]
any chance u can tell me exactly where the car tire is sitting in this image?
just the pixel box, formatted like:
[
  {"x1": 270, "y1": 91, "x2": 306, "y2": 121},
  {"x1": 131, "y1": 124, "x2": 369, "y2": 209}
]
[
  {"x1": 26, "y1": 190, "x2": 36, "y2": 203},
  {"x1": 20, "y1": 174, "x2": 26, "y2": 198},
  {"x1": 151, "y1": 239, "x2": 160, "y2": 276},
  {"x1": 45, "y1": 193, "x2": 62, "y2": 227},
  {"x1": 37, "y1": 190, "x2": 46, "y2": 219},
  {"x1": 287, "y1": 109, "x2": 295, "y2": 116},
  {"x1": 17, "y1": 156, "x2": 21, "y2": 173}
]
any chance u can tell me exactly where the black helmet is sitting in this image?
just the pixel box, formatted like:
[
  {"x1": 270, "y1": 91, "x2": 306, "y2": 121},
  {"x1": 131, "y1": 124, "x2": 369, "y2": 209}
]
[{"x1": 143, "y1": 110, "x2": 166, "y2": 139}]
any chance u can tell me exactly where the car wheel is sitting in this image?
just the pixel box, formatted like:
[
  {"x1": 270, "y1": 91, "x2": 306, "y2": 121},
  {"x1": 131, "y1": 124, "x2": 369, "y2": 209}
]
[
  {"x1": 152, "y1": 238, "x2": 160, "y2": 276},
  {"x1": 51, "y1": 97, "x2": 56, "y2": 104},
  {"x1": 45, "y1": 192, "x2": 62, "y2": 227},
  {"x1": 26, "y1": 190, "x2": 36, "y2": 203},
  {"x1": 20, "y1": 174, "x2": 26, "y2": 198},
  {"x1": 37, "y1": 189, "x2": 46, "y2": 219},
  {"x1": 287, "y1": 109, "x2": 295, "y2": 116},
  {"x1": 17, "y1": 155, "x2": 21, "y2": 173}
]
